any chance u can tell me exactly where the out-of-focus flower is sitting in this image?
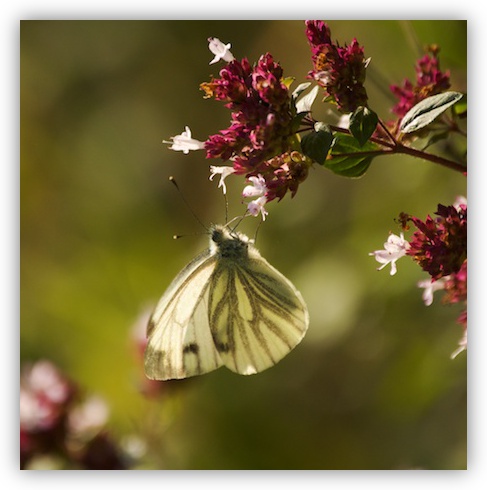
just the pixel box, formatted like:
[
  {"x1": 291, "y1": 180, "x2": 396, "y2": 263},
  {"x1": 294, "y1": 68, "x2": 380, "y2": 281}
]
[
  {"x1": 369, "y1": 232, "x2": 410, "y2": 275},
  {"x1": 305, "y1": 20, "x2": 369, "y2": 113},
  {"x1": 390, "y1": 46, "x2": 451, "y2": 118},
  {"x1": 208, "y1": 37, "x2": 235, "y2": 65},
  {"x1": 450, "y1": 327, "x2": 467, "y2": 359},
  {"x1": 163, "y1": 126, "x2": 205, "y2": 154},
  {"x1": 68, "y1": 396, "x2": 109, "y2": 439},
  {"x1": 20, "y1": 360, "x2": 75, "y2": 433},
  {"x1": 20, "y1": 360, "x2": 128, "y2": 469},
  {"x1": 131, "y1": 307, "x2": 166, "y2": 398},
  {"x1": 417, "y1": 277, "x2": 447, "y2": 306}
]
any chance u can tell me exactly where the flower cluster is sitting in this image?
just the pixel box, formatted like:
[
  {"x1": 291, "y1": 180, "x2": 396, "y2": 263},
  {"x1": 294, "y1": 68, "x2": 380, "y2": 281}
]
[
  {"x1": 202, "y1": 53, "x2": 294, "y2": 171},
  {"x1": 167, "y1": 38, "x2": 315, "y2": 219},
  {"x1": 305, "y1": 20, "x2": 369, "y2": 113},
  {"x1": 20, "y1": 360, "x2": 128, "y2": 469},
  {"x1": 407, "y1": 202, "x2": 467, "y2": 279},
  {"x1": 202, "y1": 51, "x2": 314, "y2": 216},
  {"x1": 390, "y1": 46, "x2": 451, "y2": 118},
  {"x1": 370, "y1": 198, "x2": 467, "y2": 358}
]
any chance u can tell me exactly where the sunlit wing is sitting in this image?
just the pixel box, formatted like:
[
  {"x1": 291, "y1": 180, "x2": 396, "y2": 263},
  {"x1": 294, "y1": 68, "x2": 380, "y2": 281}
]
[
  {"x1": 208, "y1": 254, "x2": 309, "y2": 375},
  {"x1": 144, "y1": 250, "x2": 224, "y2": 380}
]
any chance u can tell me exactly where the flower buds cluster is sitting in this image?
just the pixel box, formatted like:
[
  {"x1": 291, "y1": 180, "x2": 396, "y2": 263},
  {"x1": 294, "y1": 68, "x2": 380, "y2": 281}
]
[
  {"x1": 390, "y1": 46, "x2": 451, "y2": 118},
  {"x1": 305, "y1": 20, "x2": 369, "y2": 113}
]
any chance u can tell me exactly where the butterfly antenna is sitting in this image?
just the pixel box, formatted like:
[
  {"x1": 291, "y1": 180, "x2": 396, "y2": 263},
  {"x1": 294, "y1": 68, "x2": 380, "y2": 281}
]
[
  {"x1": 169, "y1": 176, "x2": 207, "y2": 232},
  {"x1": 251, "y1": 216, "x2": 266, "y2": 244}
]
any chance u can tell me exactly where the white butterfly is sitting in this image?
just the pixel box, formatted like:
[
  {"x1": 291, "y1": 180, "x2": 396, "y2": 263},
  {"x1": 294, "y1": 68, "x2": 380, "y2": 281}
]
[{"x1": 144, "y1": 224, "x2": 309, "y2": 380}]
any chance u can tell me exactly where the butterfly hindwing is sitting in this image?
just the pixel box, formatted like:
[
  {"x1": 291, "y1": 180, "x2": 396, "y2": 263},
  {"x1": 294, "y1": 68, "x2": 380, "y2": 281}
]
[
  {"x1": 145, "y1": 250, "x2": 223, "y2": 380},
  {"x1": 208, "y1": 247, "x2": 309, "y2": 375}
]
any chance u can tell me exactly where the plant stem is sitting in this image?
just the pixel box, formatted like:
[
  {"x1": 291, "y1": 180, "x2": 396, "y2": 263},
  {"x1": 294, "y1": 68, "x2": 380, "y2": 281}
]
[
  {"x1": 394, "y1": 145, "x2": 466, "y2": 173},
  {"x1": 328, "y1": 124, "x2": 466, "y2": 174}
]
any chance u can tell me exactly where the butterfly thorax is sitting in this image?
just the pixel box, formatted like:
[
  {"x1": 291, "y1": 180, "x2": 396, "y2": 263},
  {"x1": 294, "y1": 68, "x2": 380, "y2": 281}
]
[{"x1": 210, "y1": 225, "x2": 249, "y2": 261}]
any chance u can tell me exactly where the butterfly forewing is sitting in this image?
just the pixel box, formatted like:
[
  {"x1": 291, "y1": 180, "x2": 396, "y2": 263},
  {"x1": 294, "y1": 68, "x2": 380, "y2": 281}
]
[
  {"x1": 208, "y1": 246, "x2": 309, "y2": 375},
  {"x1": 145, "y1": 250, "x2": 224, "y2": 380}
]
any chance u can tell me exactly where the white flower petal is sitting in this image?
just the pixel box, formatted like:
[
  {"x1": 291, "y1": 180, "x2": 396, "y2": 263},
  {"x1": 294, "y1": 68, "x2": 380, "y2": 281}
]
[
  {"x1": 163, "y1": 126, "x2": 205, "y2": 154},
  {"x1": 209, "y1": 165, "x2": 235, "y2": 194},
  {"x1": 208, "y1": 37, "x2": 235, "y2": 64},
  {"x1": 369, "y1": 233, "x2": 410, "y2": 275}
]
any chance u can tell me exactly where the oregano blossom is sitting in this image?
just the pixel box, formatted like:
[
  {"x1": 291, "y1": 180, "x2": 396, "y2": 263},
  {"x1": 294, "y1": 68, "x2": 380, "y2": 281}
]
[{"x1": 305, "y1": 19, "x2": 369, "y2": 113}]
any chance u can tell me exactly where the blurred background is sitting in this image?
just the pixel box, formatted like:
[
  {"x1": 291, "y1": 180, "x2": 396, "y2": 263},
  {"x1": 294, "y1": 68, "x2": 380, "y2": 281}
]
[{"x1": 20, "y1": 20, "x2": 467, "y2": 469}]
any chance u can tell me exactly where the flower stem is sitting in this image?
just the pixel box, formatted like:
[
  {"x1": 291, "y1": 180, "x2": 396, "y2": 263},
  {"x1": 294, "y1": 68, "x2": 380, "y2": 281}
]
[{"x1": 328, "y1": 124, "x2": 466, "y2": 174}]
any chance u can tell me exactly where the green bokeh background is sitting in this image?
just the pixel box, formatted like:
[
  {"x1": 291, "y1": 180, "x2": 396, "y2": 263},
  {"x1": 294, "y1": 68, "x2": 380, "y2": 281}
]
[{"x1": 20, "y1": 20, "x2": 467, "y2": 469}]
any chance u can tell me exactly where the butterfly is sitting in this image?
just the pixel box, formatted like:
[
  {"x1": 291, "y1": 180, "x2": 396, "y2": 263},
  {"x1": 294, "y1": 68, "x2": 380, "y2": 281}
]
[{"x1": 144, "y1": 224, "x2": 309, "y2": 380}]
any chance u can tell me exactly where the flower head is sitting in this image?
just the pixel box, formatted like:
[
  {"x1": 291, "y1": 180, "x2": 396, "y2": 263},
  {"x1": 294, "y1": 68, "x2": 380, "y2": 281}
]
[
  {"x1": 208, "y1": 37, "x2": 235, "y2": 65},
  {"x1": 407, "y1": 203, "x2": 467, "y2": 280},
  {"x1": 163, "y1": 126, "x2": 205, "y2": 154},
  {"x1": 369, "y1": 232, "x2": 410, "y2": 275},
  {"x1": 390, "y1": 46, "x2": 451, "y2": 118},
  {"x1": 199, "y1": 50, "x2": 315, "y2": 213},
  {"x1": 202, "y1": 53, "x2": 294, "y2": 172},
  {"x1": 305, "y1": 20, "x2": 369, "y2": 113}
]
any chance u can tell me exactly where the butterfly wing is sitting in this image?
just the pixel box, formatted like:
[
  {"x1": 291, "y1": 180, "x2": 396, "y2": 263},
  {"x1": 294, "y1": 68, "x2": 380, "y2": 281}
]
[
  {"x1": 144, "y1": 249, "x2": 224, "y2": 380},
  {"x1": 208, "y1": 249, "x2": 309, "y2": 375}
]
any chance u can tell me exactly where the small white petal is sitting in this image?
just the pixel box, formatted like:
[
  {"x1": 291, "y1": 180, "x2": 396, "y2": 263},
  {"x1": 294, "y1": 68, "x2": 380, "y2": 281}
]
[
  {"x1": 369, "y1": 233, "x2": 410, "y2": 275},
  {"x1": 209, "y1": 165, "x2": 236, "y2": 194},
  {"x1": 247, "y1": 196, "x2": 268, "y2": 220},
  {"x1": 163, "y1": 126, "x2": 205, "y2": 154},
  {"x1": 242, "y1": 174, "x2": 267, "y2": 198},
  {"x1": 208, "y1": 37, "x2": 235, "y2": 65}
]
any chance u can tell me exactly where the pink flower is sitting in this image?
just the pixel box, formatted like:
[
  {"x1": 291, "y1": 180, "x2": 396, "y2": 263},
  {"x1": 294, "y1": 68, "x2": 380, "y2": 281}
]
[
  {"x1": 305, "y1": 20, "x2": 369, "y2": 113},
  {"x1": 407, "y1": 204, "x2": 467, "y2": 280}
]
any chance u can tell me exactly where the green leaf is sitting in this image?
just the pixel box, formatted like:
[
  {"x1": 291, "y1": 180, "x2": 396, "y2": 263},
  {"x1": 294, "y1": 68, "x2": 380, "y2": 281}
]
[
  {"x1": 399, "y1": 91, "x2": 464, "y2": 133},
  {"x1": 300, "y1": 123, "x2": 334, "y2": 165},
  {"x1": 349, "y1": 106, "x2": 378, "y2": 146},
  {"x1": 324, "y1": 134, "x2": 379, "y2": 177}
]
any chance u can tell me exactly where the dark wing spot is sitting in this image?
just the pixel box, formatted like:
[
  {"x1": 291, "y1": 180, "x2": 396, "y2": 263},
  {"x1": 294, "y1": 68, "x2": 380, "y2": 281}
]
[
  {"x1": 183, "y1": 343, "x2": 199, "y2": 355},
  {"x1": 215, "y1": 341, "x2": 230, "y2": 353}
]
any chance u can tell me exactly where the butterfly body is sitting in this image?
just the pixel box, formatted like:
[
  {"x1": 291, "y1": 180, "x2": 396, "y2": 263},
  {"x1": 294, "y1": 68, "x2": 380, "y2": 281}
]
[{"x1": 145, "y1": 225, "x2": 309, "y2": 380}]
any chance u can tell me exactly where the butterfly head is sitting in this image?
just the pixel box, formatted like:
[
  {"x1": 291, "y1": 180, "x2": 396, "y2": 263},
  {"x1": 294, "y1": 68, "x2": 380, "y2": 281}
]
[{"x1": 210, "y1": 224, "x2": 249, "y2": 260}]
